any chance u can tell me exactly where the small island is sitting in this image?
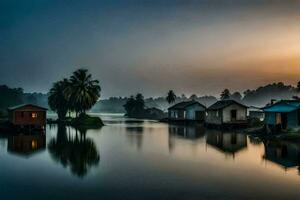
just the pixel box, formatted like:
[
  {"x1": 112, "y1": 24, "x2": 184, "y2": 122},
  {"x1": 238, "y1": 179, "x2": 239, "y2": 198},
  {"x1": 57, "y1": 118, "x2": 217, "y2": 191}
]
[{"x1": 47, "y1": 69, "x2": 104, "y2": 129}]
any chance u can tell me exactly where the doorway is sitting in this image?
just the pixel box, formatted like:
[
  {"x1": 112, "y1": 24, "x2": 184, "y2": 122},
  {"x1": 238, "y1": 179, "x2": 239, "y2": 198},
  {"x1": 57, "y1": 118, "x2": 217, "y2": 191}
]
[
  {"x1": 231, "y1": 110, "x2": 237, "y2": 121},
  {"x1": 195, "y1": 111, "x2": 205, "y2": 121},
  {"x1": 280, "y1": 113, "x2": 288, "y2": 130}
]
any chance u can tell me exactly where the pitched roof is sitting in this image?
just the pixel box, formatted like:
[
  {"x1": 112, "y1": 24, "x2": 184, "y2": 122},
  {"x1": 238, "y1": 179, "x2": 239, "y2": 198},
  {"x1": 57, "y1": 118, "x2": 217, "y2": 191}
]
[
  {"x1": 7, "y1": 104, "x2": 48, "y2": 111},
  {"x1": 207, "y1": 100, "x2": 247, "y2": 110},
  {"x1": 263, "y1": 100, "x2": 300, "y2": 113},
  {"x1": 168, "y1": 101, "x2": 206, "y2": 110}
]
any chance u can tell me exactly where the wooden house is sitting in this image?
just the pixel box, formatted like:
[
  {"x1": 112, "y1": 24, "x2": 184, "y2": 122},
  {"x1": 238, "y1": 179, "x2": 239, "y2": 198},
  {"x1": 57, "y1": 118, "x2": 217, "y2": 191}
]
[
  {"x1": 168, "y1": 101, "x2": 206, "y2": 121},
  {"x1": 205, "y1": 100, "x2": 248, "y2": 126},
  {"x1": 263, "y1": 100, "x2": 300, "y2": 131},
  {"x1": 7, "y1": 104, "x2": 47, "y2": 131}
]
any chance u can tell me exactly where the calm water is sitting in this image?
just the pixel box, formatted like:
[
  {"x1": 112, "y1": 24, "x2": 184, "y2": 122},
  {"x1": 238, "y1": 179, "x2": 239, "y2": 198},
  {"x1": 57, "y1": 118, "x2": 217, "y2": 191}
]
[{"x1": 1, "y1": 114, "x2": 300, "y2": 200}]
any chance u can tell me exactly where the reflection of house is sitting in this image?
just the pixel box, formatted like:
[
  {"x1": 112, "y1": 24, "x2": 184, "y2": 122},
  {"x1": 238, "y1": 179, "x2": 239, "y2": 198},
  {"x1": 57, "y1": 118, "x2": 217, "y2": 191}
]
[
  {"x1": 8, "y1": 104, "x2": 47, "y2": 131},
  {"x1": 263, "y1": 100, "x2": 300, "y2": 131},
  {"x1": 206, "y1": 131, "x2": 247, "y2": 155},
  {"x1": 8, "y1": 134, "x2": 46, "y2": 157},
  {"x1": 169, "y1": 125, "x2": 205, "y2": 139},
  {"x1": 263, "y1": 140, "x2": 300, "y2": 170},
  {"x1": 206, "y1": 100, "x2": 248, "y2": 126},
  {"x1": 168, "y1": 101, "x2": 206, "y2": 121}
]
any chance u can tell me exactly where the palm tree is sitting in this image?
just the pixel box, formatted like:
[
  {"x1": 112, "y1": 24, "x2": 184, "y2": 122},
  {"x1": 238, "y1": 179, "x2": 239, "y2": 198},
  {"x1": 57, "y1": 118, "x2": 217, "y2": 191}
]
[
  {"x1": 48, "y1": 79, "x2": 70, "y2": 120},
  {"x1": 65, "y1": 69, "x2": 101, "y2": 116},
  {"x1": 166, "y1": 90, "x2": 176, "y2": 104}
]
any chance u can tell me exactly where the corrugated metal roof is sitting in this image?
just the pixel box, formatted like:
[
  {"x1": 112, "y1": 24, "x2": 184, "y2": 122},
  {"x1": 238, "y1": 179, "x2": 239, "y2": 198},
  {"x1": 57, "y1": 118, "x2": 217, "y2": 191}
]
[
  {"x1": 7, "y1": 104, "x2": 48, "y2": 111},
  {"x1": 207, "y1": 100, "x2": 247, "y2": 110},
  {"x1": 263, "y1": 104, "x2": 298, "y2": 113},
  {"x1": 263, "y1": 100, "x2": 300, "y2": 113},
  {"x1": 168, "y1": 101, "x2": 205, "y2": 110}
]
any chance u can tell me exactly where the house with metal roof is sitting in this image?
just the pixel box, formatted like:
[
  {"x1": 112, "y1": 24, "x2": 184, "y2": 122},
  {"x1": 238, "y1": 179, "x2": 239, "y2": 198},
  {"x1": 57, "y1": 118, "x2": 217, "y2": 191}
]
[
  {"x1": 263, "y1": 100, "x2": 300, "y2": 131},
  {"x1": 168, "y1": 101, "x2": 206, "y2": 121},
  {"x1": 7, "y1": 104, "x2": 47, "y2": 132},
  {"x1": 205, "y1": 100, "x2": 248, "y2": 126}
]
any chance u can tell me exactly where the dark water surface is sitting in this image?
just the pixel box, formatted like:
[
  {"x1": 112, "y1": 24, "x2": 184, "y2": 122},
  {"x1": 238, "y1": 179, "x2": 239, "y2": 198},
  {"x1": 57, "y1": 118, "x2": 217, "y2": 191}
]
[{"x1": 1, "y1": 114, "x2": 300, "y2": 200}]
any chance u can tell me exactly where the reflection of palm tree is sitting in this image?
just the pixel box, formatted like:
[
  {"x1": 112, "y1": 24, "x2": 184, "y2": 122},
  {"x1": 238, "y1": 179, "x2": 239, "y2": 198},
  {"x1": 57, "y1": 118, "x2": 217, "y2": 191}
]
[{"x1": 48, "y1": 125, "x2": 100, "y2": 177}]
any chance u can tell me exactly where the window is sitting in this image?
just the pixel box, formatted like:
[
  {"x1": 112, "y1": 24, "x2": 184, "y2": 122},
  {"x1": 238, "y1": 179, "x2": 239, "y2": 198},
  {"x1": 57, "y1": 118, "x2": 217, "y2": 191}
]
[
  {"x1": 31, "y1": 140, "x2": 38, "y2": 149},
  {"x1": 21, "y1": 112, "x2": 24, "y2": 118},
  {"x1": 31, "y1": 112, "x2": 38, "y2": 118}
]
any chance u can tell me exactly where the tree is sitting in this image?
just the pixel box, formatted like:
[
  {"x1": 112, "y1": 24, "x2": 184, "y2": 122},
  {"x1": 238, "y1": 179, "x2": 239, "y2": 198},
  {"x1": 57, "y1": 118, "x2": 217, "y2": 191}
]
[
  {"x1": 48, "y1": 79, "x2": 70, "y2": 120},
  {"x1": 166, "y1": 90, "x2": 176, "y2": 104},
  {"x1": 231, "y1": 92, "x2": 242, "y2": 101},
  {"x1": 0, "y1": 85, "x2": 23, "y2": 110},
  {"x1": 123, "y1": 95, "x2": 136, "y2": 115},
  {"x1": 135, "y1": 93, "x2": 145, "y2": 111},
  {"x1": 220, "y1": 89, "x2": 230, "y2": 100},
  {"x1": 65, "y1": 69, "x2": 101, "y2": 116},
  {"x1": 123, "y1": 93, "x2": 146, "y2": 117},
  {"x1": 189, "y1": 94, "x2": 198, "y2": 100},
  {"x1": 297, "y1": 81, "x2": 300, "y2": 92}
]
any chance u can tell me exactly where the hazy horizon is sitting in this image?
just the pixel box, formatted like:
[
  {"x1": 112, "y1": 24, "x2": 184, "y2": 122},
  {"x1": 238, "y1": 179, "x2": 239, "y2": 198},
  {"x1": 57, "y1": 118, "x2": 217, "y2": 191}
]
[{"x1": 1, "y1": 0, "x2": 300, "y2": 98}]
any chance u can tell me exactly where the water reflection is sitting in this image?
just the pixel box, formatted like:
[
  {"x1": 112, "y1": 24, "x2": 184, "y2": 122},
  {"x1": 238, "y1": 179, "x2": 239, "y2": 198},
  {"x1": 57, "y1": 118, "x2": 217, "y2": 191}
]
[
  {"x1": 126, "y1": 126, "x2": 144, "y2": 150},
  {"x1": 263, "y1": 140, "x2": 300, "y2": 172},
  {"x1": 7, "y1": 134, "x2": 46, "y2": 157},
  {"x1": 48, "y1": 125, "x2": 100, "y2": 177},
  {"x1": 206, "y1": 131, "x2": 247, "y2": 157},
  {"x1": 168, "y1": 125, "x2": 205, "y2": 153},
  {"x1": 169, "y1": 125, "x2": 205, "y2": 140}
]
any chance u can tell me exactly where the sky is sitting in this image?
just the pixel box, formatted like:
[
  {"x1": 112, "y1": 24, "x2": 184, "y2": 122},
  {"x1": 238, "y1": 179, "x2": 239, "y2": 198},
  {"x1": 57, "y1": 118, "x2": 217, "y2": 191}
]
[{"x1": 1, "y1": 0, "x2": 300, "y2": 98}]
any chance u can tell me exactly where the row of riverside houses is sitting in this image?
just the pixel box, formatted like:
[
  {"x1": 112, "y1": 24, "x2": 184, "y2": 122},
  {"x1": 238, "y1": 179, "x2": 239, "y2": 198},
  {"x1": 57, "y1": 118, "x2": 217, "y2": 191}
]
[{"x1": 168, "y1": 99, "x2": 300, "y2": 131}]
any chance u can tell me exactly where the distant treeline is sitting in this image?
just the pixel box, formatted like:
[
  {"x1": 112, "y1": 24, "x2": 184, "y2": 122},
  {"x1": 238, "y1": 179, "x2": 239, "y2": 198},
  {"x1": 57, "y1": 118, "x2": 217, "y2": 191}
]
[
  {"x1": 92, "y1": 82, "x2": 299, "y2": 113},
  {"x1": 1, "y1": 82, "x2": 299, "y2": 115},
  {"x1": 0, "y1": 85, "x2": 48, "y2": 115}
]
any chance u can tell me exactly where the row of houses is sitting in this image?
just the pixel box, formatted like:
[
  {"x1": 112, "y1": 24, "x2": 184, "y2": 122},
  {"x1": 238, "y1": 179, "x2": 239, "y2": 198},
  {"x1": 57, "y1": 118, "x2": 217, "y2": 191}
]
[
  {"x1": 168, "y1": 99, "x2": 300, "y2": 131},
  {"x1": 168, "y1": 99, "x2": 248, "y2": 126}
]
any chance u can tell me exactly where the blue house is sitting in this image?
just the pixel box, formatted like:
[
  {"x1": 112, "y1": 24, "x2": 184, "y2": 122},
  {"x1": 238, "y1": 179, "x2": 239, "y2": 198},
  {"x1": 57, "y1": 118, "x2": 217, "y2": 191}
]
[{"x1": 263, "y1": 100, "x2": 300, "y2": 131}]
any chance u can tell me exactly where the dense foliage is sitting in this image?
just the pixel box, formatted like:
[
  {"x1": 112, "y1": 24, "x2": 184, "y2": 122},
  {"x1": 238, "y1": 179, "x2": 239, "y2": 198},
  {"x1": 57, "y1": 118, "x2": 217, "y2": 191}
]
[
  {"x1": 166, "y1": 90, "x2": 176, "y2": 104},
  {"x1": 123, "y1": 94, "x2": 146, "y2": 118},
  {"x1": 0, "y1": 85, "x2": 48, "y2": 115},
  {"x1": 48, "y1": 69, "x2": 101, "y2": 120}
]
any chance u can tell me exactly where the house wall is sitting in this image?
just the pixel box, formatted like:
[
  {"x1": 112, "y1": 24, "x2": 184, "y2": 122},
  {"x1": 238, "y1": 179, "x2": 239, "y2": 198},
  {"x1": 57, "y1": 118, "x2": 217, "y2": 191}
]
[
  {"x1": 11, "y1": 109, "x2": 46, "y2": 126},
  {"x1": 265, "y1": 110, "x2": 300, "y2": 129},
  {"x1": 222, "y1": 104, "x2": 247, "y2": 123},
  {"x1": 265, "y1": 112, "x2": 276, "y2": 125},
  {"x1": 185, "y1": 104, "x2": 206, "y2": 120},
  {"x1": 168, "y1": 110, "x2": 185, "y2": 120},
  {"x1": 287, "y1": 110, "x2": 298, "y2": 128},
  {"x1": 206, "y1": 110, "x2": 222, "y2": 125}
]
